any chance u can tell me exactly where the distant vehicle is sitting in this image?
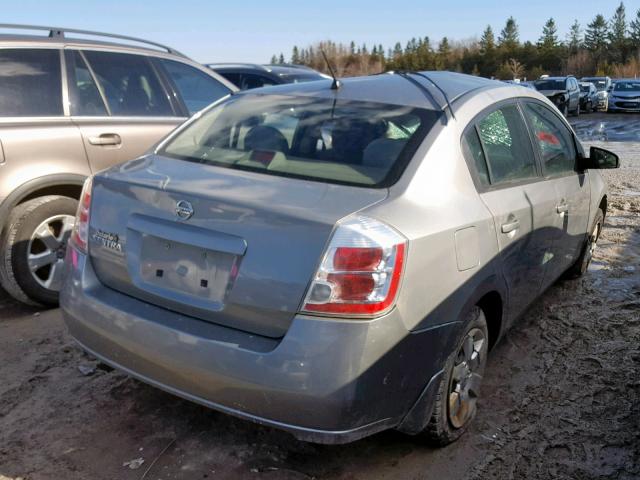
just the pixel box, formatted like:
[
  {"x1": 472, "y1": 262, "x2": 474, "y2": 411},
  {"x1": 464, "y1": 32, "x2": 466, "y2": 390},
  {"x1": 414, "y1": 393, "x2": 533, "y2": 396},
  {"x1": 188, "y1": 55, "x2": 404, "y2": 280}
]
[
  {"x1": 580, "y1": 76, "x2": 612, "y2": 111},
  {"x1": 534, "y1": 76, "x2": 581, "y2": 116},
  {"x1": 207, "y1": 63, "x2": 329, "y2": 90},
  {"x1": 607, "y1": 79, "x2": 640, "y2": 113},
  {"x1": 0, "y1": 24, "x2": 236, "y2": 306},
  {"x1": 61, "y1": 71, "x2": 618, "y2": 446},
  {"x1": 579, "y1": 82, "x2": 598, "y2": 113}
]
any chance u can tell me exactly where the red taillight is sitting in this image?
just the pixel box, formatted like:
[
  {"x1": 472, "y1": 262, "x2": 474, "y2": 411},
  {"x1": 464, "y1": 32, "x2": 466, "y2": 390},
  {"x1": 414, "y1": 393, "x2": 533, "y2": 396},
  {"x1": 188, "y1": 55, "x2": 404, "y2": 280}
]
[
  {"x1": 70, "y1": 177, "x2": 93, "y2": 253},
  {"x1": 302, "y1": 217, "x2": 407, "y2": 317}
]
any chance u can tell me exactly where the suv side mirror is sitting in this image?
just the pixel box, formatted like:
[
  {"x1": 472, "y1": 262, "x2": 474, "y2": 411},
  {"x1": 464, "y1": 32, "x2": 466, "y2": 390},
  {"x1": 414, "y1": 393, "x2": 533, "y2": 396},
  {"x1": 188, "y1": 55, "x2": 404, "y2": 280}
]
[{"x1": 578, "y1": 146, "x2": 620, "y2": 170}]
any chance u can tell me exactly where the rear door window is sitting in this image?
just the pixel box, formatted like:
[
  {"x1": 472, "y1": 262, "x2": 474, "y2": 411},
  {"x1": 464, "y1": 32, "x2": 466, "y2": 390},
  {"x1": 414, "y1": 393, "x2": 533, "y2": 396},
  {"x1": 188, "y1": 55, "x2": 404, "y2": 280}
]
[
  {"x1": 82, "y1": 51, "x2": 173, "y2": 117},
  {"x1": 522, "y1": 102, "x2": 577, "y2": 176},
  {"x1": 0, "y1": 48, "x2": 63, "y2": 117},
  {"x1": 159, "y1": 59, "x2": 231, "y2": 114},
  {"x1": 476, "y1": 105, "x2": 538, "y2": 185}
]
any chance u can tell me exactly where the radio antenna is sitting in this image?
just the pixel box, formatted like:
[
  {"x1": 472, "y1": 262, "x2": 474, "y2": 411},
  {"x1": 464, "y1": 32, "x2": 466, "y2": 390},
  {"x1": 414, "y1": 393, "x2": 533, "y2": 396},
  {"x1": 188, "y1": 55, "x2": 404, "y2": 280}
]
[{"x1": 320, "y1": 50, "x2": 341, "y2": 90}]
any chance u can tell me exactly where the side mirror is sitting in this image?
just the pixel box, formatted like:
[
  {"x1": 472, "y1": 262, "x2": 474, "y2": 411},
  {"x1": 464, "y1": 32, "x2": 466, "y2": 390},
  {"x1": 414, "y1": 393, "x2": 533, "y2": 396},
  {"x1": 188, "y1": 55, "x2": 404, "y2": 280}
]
[{"x1": 579, "y1": 146, "x2": 620, "y2": 170}]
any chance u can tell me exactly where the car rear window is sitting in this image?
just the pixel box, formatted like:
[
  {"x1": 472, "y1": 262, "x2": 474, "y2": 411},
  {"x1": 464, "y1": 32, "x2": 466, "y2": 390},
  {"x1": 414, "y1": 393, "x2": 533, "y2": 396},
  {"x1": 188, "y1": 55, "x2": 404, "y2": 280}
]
[{"x1": 160, "y1": 94, "x2": 438, "y2": 187}]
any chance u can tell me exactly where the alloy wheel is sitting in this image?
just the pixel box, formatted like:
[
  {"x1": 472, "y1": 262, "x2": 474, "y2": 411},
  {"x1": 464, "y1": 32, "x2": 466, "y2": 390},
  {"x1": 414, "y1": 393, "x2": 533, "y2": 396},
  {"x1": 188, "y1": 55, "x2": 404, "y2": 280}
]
[
  {"x1": 448, "y1": 327, "x2": 487, "y2": 429},
  {"x1": 27, "y1": 214, "x2": 75, "y2": 291}
]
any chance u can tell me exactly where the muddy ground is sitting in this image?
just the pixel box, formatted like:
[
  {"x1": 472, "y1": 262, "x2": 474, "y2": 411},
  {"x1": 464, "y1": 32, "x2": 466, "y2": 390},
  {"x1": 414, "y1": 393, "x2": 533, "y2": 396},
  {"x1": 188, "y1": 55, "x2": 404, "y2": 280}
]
[{"x1": 1, "y1": 113, "x2": 639, "y2": 480}]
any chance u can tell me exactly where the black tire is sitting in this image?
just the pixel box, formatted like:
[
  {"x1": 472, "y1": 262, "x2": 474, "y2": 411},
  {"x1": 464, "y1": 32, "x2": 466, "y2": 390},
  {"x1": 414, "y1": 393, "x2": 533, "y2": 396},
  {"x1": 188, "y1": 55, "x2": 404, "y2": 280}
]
[
  {"x1": 573, "y1": 102, "x2": 580, "y2": 117},
  {"x1": 565, "y1": 209, "x2": 604, "y2": 279},
  {"x1": 561, "y1": 103, "x2": 569, "y2": 117},
  {"x1": 0, "y1": 196, "x2": 78, "y2": 306},
  {"x1": 423, "y1": 307, "x2": 489, "y2": 446}
]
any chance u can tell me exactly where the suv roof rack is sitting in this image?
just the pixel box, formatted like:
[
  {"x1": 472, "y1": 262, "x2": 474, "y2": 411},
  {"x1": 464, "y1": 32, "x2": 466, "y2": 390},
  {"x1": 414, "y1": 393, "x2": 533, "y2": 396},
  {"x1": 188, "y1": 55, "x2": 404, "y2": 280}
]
[{"x1": 0, "y1": 24, "x2": 188, "y2": 58}]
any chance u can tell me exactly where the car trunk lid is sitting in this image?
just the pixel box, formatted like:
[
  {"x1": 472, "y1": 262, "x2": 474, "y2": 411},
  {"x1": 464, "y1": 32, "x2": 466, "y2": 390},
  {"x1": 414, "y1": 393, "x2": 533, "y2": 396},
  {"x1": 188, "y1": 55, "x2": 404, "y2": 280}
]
[{"x1": 88, "y1": 155, "x2": 387, "y2": 338}]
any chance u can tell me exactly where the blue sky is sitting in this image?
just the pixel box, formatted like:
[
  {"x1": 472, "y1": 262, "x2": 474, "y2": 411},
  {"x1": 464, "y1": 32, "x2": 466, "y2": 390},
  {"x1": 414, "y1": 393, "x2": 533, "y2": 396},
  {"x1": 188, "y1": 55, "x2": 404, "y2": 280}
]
[{"x1": 2, "y1": 0, "x2": 623, "y2": 63}]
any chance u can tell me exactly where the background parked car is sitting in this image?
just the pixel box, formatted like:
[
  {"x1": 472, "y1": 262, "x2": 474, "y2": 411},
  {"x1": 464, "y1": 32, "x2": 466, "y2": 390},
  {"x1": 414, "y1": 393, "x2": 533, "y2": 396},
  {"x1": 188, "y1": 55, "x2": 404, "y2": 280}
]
[
  {"x1": 0, "y1": 24, "x2": 236, "y2": 306},
  {"x1": 607, "y1": 79, "x2": 640, "y2": 113},
  {"x1": 579, "y1": 82, "x2": 597, "y2": 112},
  {"x1": 207, "y1": 63, "x2": 329, "y2": 90},
  {"x1": 580, "y1": 76, "x2": 612, "y2": 111},
  {"x1": 534, "y1": 76, "x2": 581, "y2": 116}
]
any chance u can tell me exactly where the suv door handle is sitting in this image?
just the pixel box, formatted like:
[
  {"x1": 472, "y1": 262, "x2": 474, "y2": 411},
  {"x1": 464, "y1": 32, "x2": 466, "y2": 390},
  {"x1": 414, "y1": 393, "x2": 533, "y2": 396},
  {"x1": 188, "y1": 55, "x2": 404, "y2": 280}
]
[
  {"x1": 556, "y1": 202, "x2": 569, "y2": 214},
  {"x1": 88, "y1": 133, "x2": 121, "y2": 146},
  {"x1": 501, "y1": 218, "x2": 520, "y2": 233}
]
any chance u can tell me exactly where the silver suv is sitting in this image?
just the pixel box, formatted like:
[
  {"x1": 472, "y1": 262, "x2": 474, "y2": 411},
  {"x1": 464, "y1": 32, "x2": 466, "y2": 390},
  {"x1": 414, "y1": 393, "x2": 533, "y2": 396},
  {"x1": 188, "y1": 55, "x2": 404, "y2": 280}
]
[
  {"x1": 61, "y1": 72, "x2": 618, "y2": 445},
  {"x1": 0, "y1": 25, "x2": 235, "y2": 306}
]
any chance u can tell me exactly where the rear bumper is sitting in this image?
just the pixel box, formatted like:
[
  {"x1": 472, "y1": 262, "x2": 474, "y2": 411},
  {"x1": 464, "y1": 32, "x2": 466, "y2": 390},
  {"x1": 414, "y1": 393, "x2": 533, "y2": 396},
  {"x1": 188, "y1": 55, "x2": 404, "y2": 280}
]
[{"x1": 60, "y1": 247, "x2": 457, "y2": 443}]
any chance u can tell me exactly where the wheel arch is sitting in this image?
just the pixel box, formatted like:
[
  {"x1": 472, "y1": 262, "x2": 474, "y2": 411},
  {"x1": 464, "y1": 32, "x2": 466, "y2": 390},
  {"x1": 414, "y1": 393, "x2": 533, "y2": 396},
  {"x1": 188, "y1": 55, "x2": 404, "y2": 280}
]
[{"x1": 0, "y1": 174, "x2": 86, "y2": 233}]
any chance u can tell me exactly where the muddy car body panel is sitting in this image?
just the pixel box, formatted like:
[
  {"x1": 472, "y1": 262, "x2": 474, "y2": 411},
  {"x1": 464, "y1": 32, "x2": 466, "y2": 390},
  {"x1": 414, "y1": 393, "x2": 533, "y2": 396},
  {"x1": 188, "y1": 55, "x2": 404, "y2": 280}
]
[{"x1": 61, "y1": 72, "x2": 616, "y2": 444}]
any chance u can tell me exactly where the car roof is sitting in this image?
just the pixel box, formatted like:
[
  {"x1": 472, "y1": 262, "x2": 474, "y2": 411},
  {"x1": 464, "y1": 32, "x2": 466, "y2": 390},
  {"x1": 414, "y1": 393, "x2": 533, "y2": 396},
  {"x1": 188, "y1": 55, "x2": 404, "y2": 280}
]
[
  {"x1": 536, "y1": 76, "x2": 569, "y2": 81},
  {"x1": 207, "y1": 63, "x2": 322, "y2": 76},
  {"x1": 233, "y1": 71, "x2": 508, "y2": 111}
]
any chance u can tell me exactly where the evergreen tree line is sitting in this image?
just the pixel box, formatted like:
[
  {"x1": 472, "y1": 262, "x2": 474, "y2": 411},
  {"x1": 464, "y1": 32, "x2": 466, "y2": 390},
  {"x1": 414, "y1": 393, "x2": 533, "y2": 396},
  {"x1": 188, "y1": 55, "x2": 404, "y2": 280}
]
[{"x1": 270, "y1": 3, "x2": 640, "y2": 79}]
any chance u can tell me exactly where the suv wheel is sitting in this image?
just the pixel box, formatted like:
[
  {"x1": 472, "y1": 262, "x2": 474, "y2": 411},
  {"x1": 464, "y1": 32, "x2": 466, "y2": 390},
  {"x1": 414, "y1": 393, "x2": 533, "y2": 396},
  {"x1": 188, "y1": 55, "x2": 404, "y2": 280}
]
[
  {"x1": 423, "y1": 307, "x2": 488, "y2": 445},
  {"x1": 562, "y1": 103, "x2": 569, "y2": 117},
  {"x1": 574, "y1": 102, "x2": 580, "y2": 116},
  {"x1": 0, "y1": 196, "x2": 77, "y2": 306}
]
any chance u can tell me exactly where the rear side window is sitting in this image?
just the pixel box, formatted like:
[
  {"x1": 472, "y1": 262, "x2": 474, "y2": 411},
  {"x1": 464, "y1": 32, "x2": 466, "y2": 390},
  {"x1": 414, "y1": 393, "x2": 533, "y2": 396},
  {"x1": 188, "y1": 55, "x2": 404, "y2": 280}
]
[
  {"x1": 83, "y1": 51, "x2": 173, "y2": 116},
  {"x1": 159, "y1": 59, "x2": 231, "y2": 114},
  {"x1": 162, "y1": 94, "x2": 437, "y2": 187},
  {"x1": 476, "y1": 105, "x2": 537, "y2": 185},
  {"x1": 523, "y1": 103, "x2": 576, "y2": 176},
  {"x1": 461, "y1": 128, "x2": 490, "y2": 187},
  {"x1": 0, "y1": 49, "x2": 62, "y2": 117}
]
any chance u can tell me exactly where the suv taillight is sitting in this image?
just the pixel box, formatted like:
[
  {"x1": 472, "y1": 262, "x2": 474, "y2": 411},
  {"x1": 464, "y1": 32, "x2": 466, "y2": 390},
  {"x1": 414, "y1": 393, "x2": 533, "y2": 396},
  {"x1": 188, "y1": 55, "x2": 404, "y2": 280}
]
[
  {"x1": 302, "y1": 216, "x2": 407, "y2": 317},
  {"x1": 70, "y1": 177, "x2": 93, "y2": 253}
]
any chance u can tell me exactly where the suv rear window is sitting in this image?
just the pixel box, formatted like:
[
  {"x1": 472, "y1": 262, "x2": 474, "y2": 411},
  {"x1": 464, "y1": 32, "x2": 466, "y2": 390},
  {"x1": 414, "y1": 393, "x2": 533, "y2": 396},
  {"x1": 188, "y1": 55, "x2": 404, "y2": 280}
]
[
  {"x1": 534, "y1": 80, "x2": 565, "y2": 90},
  {"x1": 0, "y1": 49, "x2": 63, "y2": 117},
  {"x1": 161, "y1": 94, "x2": 437, "y2": 187}
]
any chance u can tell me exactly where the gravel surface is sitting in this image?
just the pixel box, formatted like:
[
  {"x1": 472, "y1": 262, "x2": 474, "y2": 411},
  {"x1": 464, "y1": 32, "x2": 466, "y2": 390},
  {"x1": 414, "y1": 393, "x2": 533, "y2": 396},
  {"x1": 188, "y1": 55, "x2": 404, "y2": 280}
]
[{"x1": 0, "y1": 113, "x2": 638, "y2": 480}]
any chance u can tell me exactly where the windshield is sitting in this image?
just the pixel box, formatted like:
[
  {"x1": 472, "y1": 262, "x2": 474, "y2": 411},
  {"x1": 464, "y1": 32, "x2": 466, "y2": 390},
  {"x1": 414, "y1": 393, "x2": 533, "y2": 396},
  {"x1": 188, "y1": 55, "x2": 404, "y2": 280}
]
[
  {"x1": 582, "y1": 78, "x2": 607, "y2": 91},
  {"x1": 534, "y1": 80, "x2": 565, "y2": 90},
  {"x1": 161, "y1": 94, "x2": 437, "y2": 187},
  {"x1": 614, "y1": 82, "x2": 640, "y2": 92}
]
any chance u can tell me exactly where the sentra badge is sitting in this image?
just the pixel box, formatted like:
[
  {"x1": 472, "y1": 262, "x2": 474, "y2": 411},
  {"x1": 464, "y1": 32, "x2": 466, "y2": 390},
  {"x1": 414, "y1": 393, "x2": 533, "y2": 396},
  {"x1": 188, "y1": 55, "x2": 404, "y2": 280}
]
[{"x1": 93, "y1": 230, "x2": 122, "y2": 252}]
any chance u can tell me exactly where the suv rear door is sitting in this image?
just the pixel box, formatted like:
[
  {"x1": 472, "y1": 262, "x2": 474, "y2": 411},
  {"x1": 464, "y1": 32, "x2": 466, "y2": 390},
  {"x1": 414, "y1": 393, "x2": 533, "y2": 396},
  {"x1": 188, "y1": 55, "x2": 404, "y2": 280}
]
[
  {"x1": 521, "y1": 100, "x2": 590, "y2": 286},
  {"x1": 463, "y1": 103, "x2": 558, "y2": 323},
  {"x1": 66, "y1": 49, "x2": 181, "y2": 173}
]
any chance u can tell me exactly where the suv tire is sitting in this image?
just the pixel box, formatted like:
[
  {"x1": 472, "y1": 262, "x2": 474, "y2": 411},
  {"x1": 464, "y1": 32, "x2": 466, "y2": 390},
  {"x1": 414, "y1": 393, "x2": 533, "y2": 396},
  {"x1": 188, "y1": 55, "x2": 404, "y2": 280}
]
[
  {"x1": 0, "y1": 196, "x2": 77, "y2": 306},
  {"x1": 423, "y1": 307, "x2": 488, "y2": 445}
]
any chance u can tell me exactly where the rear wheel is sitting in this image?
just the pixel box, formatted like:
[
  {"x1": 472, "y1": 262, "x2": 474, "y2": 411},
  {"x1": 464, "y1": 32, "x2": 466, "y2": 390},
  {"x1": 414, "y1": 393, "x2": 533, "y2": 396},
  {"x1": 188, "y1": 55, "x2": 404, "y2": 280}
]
[
  {"x1": 0, "y1": 196, "x2": 77, "y2": 306},
  {"x1": 565, "y1": 209, "x2": 604, "y2": 279},
  {"x1": 561, "y1": 103, "x2": 569, "y2": 117},
  {"x1": 423, "y1": 307, "x2": 488, "y2": 445}
]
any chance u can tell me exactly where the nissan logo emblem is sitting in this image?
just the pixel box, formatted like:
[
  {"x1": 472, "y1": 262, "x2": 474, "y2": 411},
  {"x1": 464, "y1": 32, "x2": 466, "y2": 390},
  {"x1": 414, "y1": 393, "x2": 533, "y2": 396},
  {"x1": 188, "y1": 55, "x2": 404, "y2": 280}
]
[{"x1": 175, "y1": 200, "x2": 194, "y2": 220}]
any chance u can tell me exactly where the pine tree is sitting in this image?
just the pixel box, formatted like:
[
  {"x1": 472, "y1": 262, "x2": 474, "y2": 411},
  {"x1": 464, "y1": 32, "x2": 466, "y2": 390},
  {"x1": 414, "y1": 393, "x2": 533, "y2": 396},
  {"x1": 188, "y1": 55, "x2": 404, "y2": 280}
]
[
  {"x1": 609, "y1": 2, "x2": 628, "y2": 62},
  {"x1": 437, "y1": 37, "x2": 451, "y2": 70},
  {"x1": 270, "y1": 54, "x2": 278, "y2": 64},
  {"x1": 350, "y1": 41, "x2": 356, "y2": 55},
  {"x1": 479, "y1": 25, "x2": 495, "y2": 53},
  {"x1": 499, "y1": 17, "x2": 520, "y2": 51},
  {"x1": 538, "y1": 18, "x2": 558, "y2": 48},
  {"x1": 584, "y1": 14, "x2": 609, "y2": 66},
  {"x1": 278, "y1": 53, "x2": 285, "y2": 64},
  {"x1": 631, "y1": 8, "x2": 640, "y2": 48},
  {"x1": 291, "y1": 46, "x2": 300, "y2": 64},
  {"x1": 567, "y1": 20, "x2": 583, "y2": 54}
]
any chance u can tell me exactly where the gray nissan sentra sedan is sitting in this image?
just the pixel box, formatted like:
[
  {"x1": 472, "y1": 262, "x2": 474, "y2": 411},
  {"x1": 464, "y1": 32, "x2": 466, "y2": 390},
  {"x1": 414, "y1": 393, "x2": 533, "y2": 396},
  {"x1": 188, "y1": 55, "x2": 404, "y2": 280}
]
[{"x1": 60, "y1": 72, "x2": 619, "y2": 445}]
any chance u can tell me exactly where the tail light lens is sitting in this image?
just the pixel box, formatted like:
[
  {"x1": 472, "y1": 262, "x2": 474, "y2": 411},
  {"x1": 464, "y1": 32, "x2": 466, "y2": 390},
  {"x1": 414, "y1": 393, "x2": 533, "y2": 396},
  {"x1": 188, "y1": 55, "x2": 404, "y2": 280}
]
[
  {"x1": 302, "y1": 216, "x2": 407, "y2": 317},
  {"x1": 70, "y1": 176, "x2": 93, "y2": 253}
]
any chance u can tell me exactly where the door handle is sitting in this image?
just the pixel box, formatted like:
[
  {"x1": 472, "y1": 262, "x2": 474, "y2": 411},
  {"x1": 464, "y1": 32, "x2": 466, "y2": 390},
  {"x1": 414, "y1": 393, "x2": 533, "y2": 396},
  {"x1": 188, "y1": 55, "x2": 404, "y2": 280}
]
[
  {"x1": 556, "y1": 202, "x2": 569, "y2": 214},
  {"x1": 501, "y1": 218, "x2": 520, "y2": 234},
  {"x1": 88, "y1": 133, "x2": 121, "y2": 146}
]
